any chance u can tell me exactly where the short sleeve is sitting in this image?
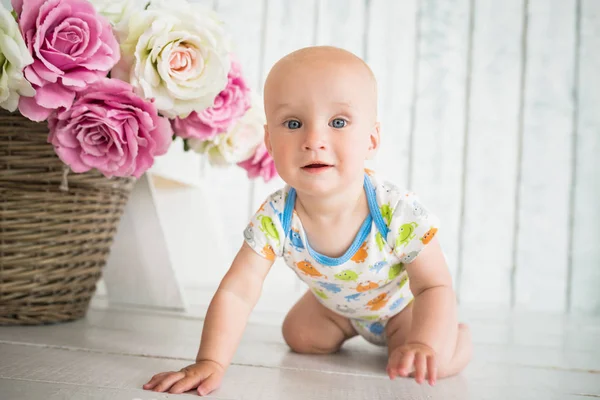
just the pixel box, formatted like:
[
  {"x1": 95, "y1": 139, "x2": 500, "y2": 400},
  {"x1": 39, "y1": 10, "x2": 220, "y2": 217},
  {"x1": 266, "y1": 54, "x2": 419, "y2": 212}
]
[
  {"x1": 386, "y1": 192, "x2": 440, "y2": 264},
  {"x1": 243, "y1": 189, "x2": 287, "y2": 261}
]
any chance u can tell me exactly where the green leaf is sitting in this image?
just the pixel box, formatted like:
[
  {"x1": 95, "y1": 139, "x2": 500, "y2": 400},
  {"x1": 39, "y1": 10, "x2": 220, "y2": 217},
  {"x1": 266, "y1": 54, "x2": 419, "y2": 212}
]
[{"x1": 183, "y1": 139, "x2": 190, "y2": 152}]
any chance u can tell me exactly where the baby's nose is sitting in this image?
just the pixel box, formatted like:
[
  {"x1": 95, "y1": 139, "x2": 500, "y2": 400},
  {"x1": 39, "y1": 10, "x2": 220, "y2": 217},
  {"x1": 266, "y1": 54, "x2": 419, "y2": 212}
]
[{"x1": 303, "y1": 129, "x2": 327, "y2": 150}]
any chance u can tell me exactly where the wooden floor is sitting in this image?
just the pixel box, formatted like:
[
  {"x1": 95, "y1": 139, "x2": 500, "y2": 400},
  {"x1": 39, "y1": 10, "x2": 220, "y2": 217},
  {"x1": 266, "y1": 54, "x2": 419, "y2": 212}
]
[{"x1": 0, "y1": 302, "x2": 599, "y2": 399}]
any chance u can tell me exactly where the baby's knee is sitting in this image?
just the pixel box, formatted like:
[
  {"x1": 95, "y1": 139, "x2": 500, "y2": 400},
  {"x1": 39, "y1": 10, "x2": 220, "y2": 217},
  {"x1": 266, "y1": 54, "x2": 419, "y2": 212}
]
[
  {"x1": 281, "y1": 315, "x2": 341, "y2": 354},
  {"x1": 281, "y1": 315, "x2": 318, "y2": 353},
  {"x1": 437, "y1": 323, "x2": 472, "y2": 377}
]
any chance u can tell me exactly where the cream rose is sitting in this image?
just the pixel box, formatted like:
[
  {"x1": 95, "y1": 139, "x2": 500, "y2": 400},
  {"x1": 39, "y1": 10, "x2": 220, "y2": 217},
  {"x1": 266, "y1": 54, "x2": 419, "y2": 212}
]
[
  {"x1": 189, "y1": 96, "x2": 265, "y2": 166},
  {"x1": 0, "y1": 4, "x2": 35, "y2": 112},
  {"x1": 112, "y1": 0, "x2": 231, "y2": 119}
]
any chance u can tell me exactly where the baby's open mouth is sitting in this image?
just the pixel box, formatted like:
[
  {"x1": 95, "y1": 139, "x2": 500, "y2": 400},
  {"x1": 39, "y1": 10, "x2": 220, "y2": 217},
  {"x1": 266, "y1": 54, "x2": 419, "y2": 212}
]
[
  {"x1": 303, "y1": 163, "x2": 331, "y2": 168},
  {"x1": 301, "y1": 162, "x2": 333, "y2": 173}
]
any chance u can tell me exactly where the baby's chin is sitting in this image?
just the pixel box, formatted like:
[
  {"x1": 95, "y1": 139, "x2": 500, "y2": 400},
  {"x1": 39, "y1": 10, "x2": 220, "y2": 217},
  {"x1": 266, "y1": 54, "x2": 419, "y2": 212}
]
[{"x1": 292, "y1": 169, "x2": 360, "y2": 196}]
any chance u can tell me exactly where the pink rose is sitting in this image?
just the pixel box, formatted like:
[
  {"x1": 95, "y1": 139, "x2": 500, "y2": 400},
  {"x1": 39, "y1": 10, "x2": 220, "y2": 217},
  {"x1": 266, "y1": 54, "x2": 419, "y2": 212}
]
[
  {"x1": 237, "y1": 143, "x2": 278, "y2": 183},
  {"x1": 172, "y1": 59, "x2": 251, "y2": 140},
  {"x1": 13, "y1": 0, "x2": 120, "y2": 121},
  {"x1": 48, "y1": 78, "x2": 172, "y2": 178}
]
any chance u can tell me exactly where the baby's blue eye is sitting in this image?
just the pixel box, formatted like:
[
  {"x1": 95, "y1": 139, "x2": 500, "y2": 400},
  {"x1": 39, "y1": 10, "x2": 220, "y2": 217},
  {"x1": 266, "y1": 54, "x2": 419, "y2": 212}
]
[
  {"x1": 330, "y1": 118, "x2": 347, "y2": 128},
  {"x1": 285, "y1": 120, "x2": 302, "y2": 129}
]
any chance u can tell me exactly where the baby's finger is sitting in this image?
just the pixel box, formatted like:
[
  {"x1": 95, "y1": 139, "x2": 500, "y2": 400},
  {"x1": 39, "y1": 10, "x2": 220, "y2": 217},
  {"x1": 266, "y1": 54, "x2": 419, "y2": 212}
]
[
  {"x1": 397, "y1": 351, "x2": 415, "y2": 377},
  {"x1": 427, "y1": 355, "x2": 437, "y2": 385},
  {"x1": 169, "y1": 372, "x2": 206, "y2": 394},
  {"x1": 386, "y1": 364, "x2": 397, "y2": 380},
  {"x1": 197, "y1": 372, "x2": 223, "y2": 396},
  {"x1": 387, "y1": 350, "x2": 404, "y2": 379},
  {"x1": 143, "y1": 372, "x2": 170, "y2": 390},
  {"x1": 152, "y1": 371, "x2": 185, "y2": 393},
  {"x1": 414, "y1": 352, "x2": 427, "y2": 384}
]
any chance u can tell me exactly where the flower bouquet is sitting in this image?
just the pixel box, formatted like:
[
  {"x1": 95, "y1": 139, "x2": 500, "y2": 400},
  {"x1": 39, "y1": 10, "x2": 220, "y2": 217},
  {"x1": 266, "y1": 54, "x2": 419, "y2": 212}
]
[{"x1": 0, "y1": 0, "x2": 275, "y2": 325}]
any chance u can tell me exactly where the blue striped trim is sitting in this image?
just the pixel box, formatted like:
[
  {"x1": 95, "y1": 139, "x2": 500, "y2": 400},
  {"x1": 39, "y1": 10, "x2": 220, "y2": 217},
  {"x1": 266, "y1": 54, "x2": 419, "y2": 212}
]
[
  {"x1": 306, "y1": 215, "x2": 372, "y2": 266},
  {"x1": 365, "y1": 174, "x2": 389, "y2": 238},
  {"x1": 281, "y1": 188, "x2": 296, "y2": 236}
]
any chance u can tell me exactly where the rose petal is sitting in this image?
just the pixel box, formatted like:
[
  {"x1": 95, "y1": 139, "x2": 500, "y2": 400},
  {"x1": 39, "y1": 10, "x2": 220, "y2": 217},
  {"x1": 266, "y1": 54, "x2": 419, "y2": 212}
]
[
  {"x1": 17, "y1": 0, "x2": 52, "y2": 31},
  {"x1": 34, "y1": 82, "x2": 75, "y2": 109},
  {"x1": 54, "y1": 144, "x2": 91, "y2": 173},
  {"x1": 153, "y1": 116, "x2": 173, "y2": 156},
  {"x1": 61, "y1": 68, "x2": 102, "y2": 87},
  {"x1": 18, "y1": 95, "x2": 53, "y2": 121},
  {"x1": 30, "y1": 59, "x2": 59, "y2": 83}
]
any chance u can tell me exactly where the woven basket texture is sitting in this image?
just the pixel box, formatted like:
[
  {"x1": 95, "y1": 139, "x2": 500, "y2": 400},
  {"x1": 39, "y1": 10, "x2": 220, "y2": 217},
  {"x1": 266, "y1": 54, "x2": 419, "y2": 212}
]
[{"x1": 0, "y1": 109, "x2": 135, "y2": 325}]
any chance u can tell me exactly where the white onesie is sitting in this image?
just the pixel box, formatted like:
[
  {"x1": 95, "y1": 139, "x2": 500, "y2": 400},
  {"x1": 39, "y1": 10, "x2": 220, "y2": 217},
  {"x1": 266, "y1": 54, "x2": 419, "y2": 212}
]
[{"x1": 243, "y1": 170, "x2": 440, "y2": 345}]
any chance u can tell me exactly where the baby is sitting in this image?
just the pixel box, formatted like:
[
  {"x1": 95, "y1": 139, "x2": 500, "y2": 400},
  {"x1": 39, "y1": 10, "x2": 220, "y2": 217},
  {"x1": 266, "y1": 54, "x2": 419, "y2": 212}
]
[{"x1": 144, "y1": 46, "x2": 472, "y2": 396}]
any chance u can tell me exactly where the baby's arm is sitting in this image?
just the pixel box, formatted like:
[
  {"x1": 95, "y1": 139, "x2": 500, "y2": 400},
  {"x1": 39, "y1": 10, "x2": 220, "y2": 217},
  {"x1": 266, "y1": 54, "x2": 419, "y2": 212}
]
[
  {"x1": 196, "y1": 242, "x2": 274, "y2": 368},
  {"x1": 387, "y1": 236, "x2": 457, "y2": 385},
  {"x1": 143, "y1": 242, "x2": 274, "y2": 396},
  {"x1": 403, "y1": 237, "x2": 456, "y2": 352}
]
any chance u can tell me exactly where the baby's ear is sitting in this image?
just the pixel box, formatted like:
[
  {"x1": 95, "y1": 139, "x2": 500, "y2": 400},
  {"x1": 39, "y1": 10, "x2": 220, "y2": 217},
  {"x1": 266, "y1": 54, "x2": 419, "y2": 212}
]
[
  {"x1": 367, "y1": 122, "x2": 381, "y2": 158},
  {"x1": 264, "y1": 124, "x2": 273, "y2": 156}
]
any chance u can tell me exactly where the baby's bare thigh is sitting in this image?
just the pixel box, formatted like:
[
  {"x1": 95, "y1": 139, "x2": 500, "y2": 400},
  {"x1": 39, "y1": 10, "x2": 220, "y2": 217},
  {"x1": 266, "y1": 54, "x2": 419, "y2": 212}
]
[{"x1": 282, "y1": 290, "x2": 357, "y2": 354}]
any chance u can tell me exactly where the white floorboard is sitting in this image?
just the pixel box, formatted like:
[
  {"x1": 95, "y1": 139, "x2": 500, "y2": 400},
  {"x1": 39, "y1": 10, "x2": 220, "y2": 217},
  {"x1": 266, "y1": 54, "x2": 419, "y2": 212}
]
[{"x1": 0, "y1": 305, "x2": 598, "y2": 399}]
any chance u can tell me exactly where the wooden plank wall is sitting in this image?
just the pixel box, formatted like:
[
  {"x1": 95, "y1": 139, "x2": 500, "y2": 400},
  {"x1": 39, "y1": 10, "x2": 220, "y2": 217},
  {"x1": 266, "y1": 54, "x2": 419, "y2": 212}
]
[
  {"x1": 571, "y1": 0, "x2": 600, "y2": 314},
  {"x1": 460, "y1": 0, "x2": 523, "y2": 309},
  {"x1": 515, "y1": 0, "x2": 577, "y2": 312}
]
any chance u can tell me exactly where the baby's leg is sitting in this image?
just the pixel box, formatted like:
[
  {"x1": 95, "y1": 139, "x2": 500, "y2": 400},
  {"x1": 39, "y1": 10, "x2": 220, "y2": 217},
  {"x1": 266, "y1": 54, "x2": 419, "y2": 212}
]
[
  {"x1": 385, "y1": 302, "x2": 472, "y2": 378},
  {"x1": 282, "y1": 290, "x2": 358, "y2": 354}
]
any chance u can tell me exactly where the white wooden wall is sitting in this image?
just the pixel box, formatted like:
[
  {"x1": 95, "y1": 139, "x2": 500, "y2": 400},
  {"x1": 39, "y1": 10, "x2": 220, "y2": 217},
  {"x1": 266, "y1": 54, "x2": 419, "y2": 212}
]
[{"x1": 180, "y1": 0, "x2": 599, "y2": 315}]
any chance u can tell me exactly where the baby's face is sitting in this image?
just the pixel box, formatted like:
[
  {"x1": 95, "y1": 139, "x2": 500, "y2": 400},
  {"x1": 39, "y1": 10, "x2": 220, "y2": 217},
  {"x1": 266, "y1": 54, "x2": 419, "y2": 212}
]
[{"x1": 264, "y1": 51, "x2": 379, "y2": 197}]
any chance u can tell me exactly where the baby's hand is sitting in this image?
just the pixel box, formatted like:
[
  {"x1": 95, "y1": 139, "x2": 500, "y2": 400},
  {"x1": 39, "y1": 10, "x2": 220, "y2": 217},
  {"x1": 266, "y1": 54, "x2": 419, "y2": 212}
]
[
  {"x1": 387, "y1": 342, "x2": 437, "y2": 385},
  {"x1": 143, "y1": 359, "x2": 225, "y2": 396}
]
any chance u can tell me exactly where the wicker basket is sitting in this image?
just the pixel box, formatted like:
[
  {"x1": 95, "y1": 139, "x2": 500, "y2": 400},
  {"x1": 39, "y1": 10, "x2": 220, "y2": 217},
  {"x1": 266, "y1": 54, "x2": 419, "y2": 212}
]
[{"x1": 0, "y1": 109, "x2": 136, "y2": 325}]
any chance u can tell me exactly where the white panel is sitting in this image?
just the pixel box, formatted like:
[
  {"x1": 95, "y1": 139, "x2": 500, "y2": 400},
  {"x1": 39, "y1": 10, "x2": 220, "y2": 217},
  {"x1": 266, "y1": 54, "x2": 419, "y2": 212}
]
[
  {"x1": 458, "y1": 0, "x2": 523, "y2": 306},
  {"x1": 104, "y1": 175, "x2": 186, "y2": 310},
  {"x1": 365, "y1": 0, "x2": 417, "y2": 187},
  {"x1": 315, "y1": 0, "x2": 366, "y2": 57},
  {"x1": 410, "y1": 0, "x2": 471, "y2": 281},
  {"x1": 150, "y1": 177, "x2": 232, "y2": 288},
  {"x1": 515, "y1": 0, "x2": 577, "y2": 312},
  {"x1": 149, "y1": 137, "x2": 202, "y2": 186},
  {"x1": 571, "y1": 0, "x2": 600, "y2": 314},
  {"x1": 215, "y1": 0, "x2": 265, "y2": 90}
]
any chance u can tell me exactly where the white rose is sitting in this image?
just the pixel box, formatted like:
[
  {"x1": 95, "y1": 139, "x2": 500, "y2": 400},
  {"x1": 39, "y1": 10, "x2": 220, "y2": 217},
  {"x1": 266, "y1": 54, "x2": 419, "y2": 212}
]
[
  {"x1": 0, "y1": 4, "x2": 35, "y2": 112},
  {"x1": 112, "y1": 0, "x2": 231, "y2": 119},
  {"x1": 88, "y1": 0, "x2": 146, "y2": 37},
  {"x1": 190, "y1": 96, "x2": 265, "y2": 166}
]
